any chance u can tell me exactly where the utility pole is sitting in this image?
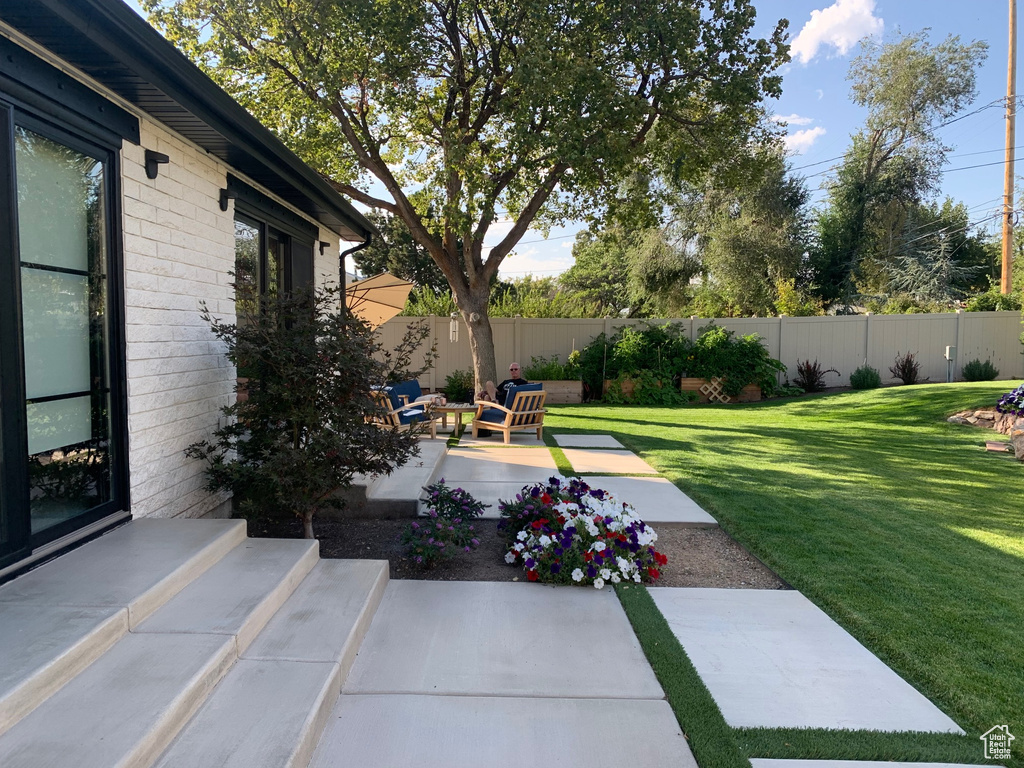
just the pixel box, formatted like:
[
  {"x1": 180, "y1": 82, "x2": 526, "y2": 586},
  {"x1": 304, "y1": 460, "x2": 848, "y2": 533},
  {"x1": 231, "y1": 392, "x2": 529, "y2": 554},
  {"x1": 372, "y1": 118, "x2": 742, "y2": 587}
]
[{"x1": 1002, "y1": 0, "x2": 1017, "y2": 294}]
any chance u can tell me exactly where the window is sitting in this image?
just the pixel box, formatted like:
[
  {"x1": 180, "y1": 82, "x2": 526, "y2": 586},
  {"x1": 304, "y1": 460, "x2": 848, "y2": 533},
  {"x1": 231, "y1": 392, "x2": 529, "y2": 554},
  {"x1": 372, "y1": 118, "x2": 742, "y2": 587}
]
[{"x1": 0, "y1": 47, "x2": 133, "y2": 573}]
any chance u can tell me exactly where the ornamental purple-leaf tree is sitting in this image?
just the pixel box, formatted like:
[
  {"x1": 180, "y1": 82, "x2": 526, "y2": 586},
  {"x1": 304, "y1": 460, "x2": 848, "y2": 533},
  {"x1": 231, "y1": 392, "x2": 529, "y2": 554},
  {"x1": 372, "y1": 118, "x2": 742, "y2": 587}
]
[{"x1": 146, "y1": 0, "x2": 787, "y2": 388}]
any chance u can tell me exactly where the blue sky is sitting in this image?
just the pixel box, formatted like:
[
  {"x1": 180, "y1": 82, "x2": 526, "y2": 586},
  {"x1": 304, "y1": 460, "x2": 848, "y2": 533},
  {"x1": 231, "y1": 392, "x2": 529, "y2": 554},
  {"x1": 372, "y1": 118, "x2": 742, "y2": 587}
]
[{"x1": 125, "y1": 0, "x2": 1016, "y2": 279}]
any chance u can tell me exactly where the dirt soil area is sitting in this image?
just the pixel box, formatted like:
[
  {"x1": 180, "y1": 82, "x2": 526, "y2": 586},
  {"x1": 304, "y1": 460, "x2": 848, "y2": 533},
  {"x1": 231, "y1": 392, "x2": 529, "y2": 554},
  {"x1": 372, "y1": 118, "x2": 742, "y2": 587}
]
[{"x1": 248, "y1": 516, "x2": 786, "y2": 589}]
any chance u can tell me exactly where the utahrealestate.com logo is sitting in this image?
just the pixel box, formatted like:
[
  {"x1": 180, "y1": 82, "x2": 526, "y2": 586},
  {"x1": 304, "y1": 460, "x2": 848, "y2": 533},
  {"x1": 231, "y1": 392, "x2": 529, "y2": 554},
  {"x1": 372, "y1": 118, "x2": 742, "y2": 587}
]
[{"x1": 980, "y1": 725, "x2": 1014, "y2": 761}]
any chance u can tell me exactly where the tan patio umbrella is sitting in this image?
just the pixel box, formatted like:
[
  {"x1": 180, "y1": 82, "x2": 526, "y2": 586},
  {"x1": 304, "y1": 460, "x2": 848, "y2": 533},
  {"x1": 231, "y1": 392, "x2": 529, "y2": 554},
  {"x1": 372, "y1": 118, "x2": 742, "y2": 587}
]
[{"x1": 345, "y1": 272, "x2": 414, "y2": 328}]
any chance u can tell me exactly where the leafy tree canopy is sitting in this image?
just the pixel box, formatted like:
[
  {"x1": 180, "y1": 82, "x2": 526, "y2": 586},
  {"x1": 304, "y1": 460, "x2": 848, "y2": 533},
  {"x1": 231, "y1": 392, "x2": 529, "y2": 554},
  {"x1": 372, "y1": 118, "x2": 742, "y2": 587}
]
[{"x1": 146, "y1": 0, "x2": 788, "y2": 386}]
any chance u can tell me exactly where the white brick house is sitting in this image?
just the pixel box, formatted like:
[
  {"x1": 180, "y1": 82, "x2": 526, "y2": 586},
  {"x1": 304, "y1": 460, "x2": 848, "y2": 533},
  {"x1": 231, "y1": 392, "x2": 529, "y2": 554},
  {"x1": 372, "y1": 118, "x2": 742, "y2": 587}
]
[{"x1": 0, "y1": 0, "x2": 372, "y2": 580}]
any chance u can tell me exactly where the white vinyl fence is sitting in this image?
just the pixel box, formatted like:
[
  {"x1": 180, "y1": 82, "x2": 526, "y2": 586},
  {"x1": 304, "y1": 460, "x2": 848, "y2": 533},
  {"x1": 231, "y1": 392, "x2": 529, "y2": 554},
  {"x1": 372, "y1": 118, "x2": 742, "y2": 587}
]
[{"x1": 378, "y1": 311, "x2": 1024, "y2": 390}]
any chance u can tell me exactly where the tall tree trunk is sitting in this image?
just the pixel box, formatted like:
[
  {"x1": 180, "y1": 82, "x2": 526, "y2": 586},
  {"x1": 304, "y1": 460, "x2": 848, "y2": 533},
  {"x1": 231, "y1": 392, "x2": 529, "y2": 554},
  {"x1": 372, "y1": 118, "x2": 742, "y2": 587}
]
[
  {"x1": 458, "y1": 289, "x2": 497, "y2": 392},
  {"x1": 302, "y1": 512, "x2": 315, "y2": 540}
]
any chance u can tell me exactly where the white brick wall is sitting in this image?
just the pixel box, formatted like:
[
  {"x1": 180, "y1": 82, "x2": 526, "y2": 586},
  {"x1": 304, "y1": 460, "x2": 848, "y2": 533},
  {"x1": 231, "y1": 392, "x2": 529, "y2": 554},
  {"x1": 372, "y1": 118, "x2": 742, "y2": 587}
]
[{"x1": 122, "y1": 119, "x2": 344, "y2": 520}]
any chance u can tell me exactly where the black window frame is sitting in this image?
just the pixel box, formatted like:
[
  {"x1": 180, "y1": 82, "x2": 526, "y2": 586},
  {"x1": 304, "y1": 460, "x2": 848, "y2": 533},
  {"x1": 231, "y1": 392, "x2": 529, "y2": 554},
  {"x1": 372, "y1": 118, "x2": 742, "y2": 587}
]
[{"x1": 0, "y1": 52, "x2": 133, "y2": 573}]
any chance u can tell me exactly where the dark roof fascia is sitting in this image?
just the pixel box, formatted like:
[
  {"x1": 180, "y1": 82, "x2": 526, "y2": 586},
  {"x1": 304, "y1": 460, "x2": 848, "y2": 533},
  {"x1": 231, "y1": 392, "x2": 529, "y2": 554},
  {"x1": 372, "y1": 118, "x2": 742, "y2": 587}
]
[{"x1": 1, "y1": 0, "x2": 372, "y2": 241}]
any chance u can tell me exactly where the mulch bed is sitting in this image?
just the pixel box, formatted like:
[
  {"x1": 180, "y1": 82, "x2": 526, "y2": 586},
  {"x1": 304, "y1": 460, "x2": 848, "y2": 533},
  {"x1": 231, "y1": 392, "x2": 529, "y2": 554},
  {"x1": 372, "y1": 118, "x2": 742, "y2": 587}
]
[{"x1": 247, "y1": 515, "x2": 786, "y2": 589}]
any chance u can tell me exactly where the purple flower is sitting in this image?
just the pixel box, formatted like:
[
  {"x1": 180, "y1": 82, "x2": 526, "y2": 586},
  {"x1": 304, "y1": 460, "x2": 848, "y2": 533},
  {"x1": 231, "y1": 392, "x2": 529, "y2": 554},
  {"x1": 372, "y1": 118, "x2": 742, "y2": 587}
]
[
  {"x1": 411, "y1": 522, "x2": 419, "y2": 529},
  {"x1": 525, "y1": 558, "x2": 536, "y2": 568},
  {"x1": 587, "y1": 565, "x2": 597, "y2": 578},
  {"x1": 550, "y1": 563, "x2": 562, "y2": 574},
  {"x1": 471, "y1": 538, "x2": 480, "y2": 546},
  {"x1": 464, "y1": 546, "x2": 471, "y2": 552}
]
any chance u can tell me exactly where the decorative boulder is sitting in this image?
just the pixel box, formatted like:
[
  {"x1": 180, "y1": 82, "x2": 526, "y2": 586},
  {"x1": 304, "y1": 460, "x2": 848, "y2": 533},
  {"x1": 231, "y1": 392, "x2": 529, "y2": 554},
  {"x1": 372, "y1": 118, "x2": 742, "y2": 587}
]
[{"x1": 1012, "y1": 422, "x2": 1024, "y2": 462}]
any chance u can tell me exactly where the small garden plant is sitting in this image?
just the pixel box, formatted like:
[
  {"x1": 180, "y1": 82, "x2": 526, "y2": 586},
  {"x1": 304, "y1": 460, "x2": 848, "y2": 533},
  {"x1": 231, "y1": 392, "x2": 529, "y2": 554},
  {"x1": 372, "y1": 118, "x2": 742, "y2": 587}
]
[
  {"x1": 961, "y1": 358, "x2": 999, "y2": 382},
  {"x1": 498, "y1": 476, "x2": 667, "y2": 588},
  {"x1": 793, "y1": 359, "x2": 839, "y2": 392},
  {"x1": 890, "y1": 351, "x2": 925, "y2": 385},
  {"x1": 849, "y1": 364, "x2": 882, "y2": 390},
  {"x1": 402, "y1": 480, "x2": 488, "y2": 567},
  {"x1": 996, "y1": 383, "x2": 1024, "y2": 418},
  {"x1": 522, "y1": 353, "x2": 580, "y2": 381},
  {"x1": 443, "y1": 368, "x2": 474, "y2": 403}
]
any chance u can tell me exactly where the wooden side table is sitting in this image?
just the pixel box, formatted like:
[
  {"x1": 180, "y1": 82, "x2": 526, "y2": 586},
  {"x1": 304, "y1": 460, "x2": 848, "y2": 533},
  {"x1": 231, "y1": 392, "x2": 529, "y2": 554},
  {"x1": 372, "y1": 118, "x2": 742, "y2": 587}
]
[{"x1": 434, "y1": 403, "x2": 478, "y2": 437}]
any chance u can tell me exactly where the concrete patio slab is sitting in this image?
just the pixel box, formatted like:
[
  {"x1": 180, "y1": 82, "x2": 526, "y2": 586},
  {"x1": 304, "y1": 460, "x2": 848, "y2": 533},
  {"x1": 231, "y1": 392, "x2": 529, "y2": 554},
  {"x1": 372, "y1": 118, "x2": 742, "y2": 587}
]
[
  {"x1": 344, "y1": 581, "x2": 663, "y2": 699},
  {"x1": 367, "y1": 440, "x2": 447, "y2": 502},
  {"x1": 553, "y1": 434, "x2": 624, "y2": 448},
  {"x1": 751, "y1": 761, "x2": 994, "y2": 768},
  {"x1": 457, "y1": 431, "x2": 546, "y2": 446},
  {"x1": 0, "y1": 519, "x2": 246, "y2": 627},
  {"x1": 562, "y1": 448, "x2": 658, "y2": 474},
  {"x1": 580, "y1": 476, "x2": 718, "y2": 525},
  {"x1": 438, "y1": 446, "x2": 557, "y2": 483},
  {"x1": 311, "y1": 695, "x2": 696, "y2": 768},
  {"x1": 649, "y1": 588, "x2": 964, "y2": 733}
]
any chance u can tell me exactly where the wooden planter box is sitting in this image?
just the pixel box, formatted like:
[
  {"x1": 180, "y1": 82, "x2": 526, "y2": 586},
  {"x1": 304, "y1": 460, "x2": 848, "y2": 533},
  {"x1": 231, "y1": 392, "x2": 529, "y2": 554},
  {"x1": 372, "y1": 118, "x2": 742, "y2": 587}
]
[
  {"x1": 680, "y1": 377, "x2": 761, "y2": 404},
  {"x1": 601, "y1": 378, "x2": 669, "y2": 399},
  {"x1": 537, "y1": 380, "x2": 583, "y2": 404}
]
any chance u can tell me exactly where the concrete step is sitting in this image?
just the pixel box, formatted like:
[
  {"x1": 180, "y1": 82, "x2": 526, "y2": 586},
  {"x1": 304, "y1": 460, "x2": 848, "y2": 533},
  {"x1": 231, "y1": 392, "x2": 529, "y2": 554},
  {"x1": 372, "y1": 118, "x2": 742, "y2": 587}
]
[
  {"x1": 0, "y1": 632, "x2": 236, "y2": 768},
  {"x1": 0, "y1": 518, "x2": 246, "y2": 737},
  {"x1": 153, "y1": 560, "x2": 389, "y2": 768},
  {"x1": 330, "y1": 440, "x2": 449, "y2": 519},
  {"x1": 136, "y1": 537, "x2": 319, "y2": 655}
]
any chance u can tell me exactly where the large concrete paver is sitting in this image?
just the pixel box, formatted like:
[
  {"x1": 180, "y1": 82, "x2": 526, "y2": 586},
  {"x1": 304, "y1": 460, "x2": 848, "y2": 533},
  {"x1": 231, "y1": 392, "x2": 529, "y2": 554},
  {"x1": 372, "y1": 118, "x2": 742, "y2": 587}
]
[
  {"x1": 580, "y1": 476, "x2": 717, "y2": 525},
  {"x1": 553, "y1": 434, "x2": 624, "y2": 448},
  {"x1": 438, "y1": 446, "x2": 557, "y2": 483},
  {"x1": 649, "y1": 588, "x2": 964, "y2": 733},
  {"x1": 311, "y1": 694, "x2": 696, "y2": 768},
  {"x1": 344, "y1": 581, "x2": 663, "y2": 699},
  {"x1": 562, "y1": 448, "x2": 658, "y2": 474}
]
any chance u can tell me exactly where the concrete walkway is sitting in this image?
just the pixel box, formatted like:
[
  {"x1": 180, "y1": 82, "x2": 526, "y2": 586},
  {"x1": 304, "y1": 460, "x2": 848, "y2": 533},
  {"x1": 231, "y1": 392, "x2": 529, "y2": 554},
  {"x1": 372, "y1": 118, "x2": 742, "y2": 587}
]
[{"x1": 309, "y1": 581, "x2": 697, "y2": 767}]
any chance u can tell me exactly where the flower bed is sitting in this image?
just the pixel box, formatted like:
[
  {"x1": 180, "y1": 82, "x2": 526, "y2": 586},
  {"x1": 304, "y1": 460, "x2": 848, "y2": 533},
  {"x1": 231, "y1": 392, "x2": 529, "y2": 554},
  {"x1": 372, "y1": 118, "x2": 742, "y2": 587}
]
[{"x1": 498, "y1": 476, "x2": 667, "y2": 588}]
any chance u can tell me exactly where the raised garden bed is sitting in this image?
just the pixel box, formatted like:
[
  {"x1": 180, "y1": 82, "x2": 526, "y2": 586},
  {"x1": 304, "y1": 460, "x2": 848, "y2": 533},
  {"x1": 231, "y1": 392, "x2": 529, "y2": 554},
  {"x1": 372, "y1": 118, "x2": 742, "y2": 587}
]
[{"x1": 680, "y1": 377, "x2": 761, "y2": 404}]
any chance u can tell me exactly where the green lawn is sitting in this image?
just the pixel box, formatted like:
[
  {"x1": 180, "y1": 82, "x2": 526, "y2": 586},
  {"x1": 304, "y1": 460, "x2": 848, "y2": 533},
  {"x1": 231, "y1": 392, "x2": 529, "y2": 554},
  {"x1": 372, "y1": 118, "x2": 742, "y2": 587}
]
[{"x1": 547, "y1": 381, "x2": 1024, "y2": 753}]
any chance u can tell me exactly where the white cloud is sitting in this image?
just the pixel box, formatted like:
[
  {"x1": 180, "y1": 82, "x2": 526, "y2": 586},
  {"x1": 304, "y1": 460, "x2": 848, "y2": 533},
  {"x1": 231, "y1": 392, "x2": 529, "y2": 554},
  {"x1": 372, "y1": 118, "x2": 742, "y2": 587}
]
[
  {"x1": 790, "y1": 0, "x2": 883, "y2": 65},
  {"x1": 816, "y1": 89, "x2": 825, "y2": 100},
  {"x1": 784, "y1": 126, "x2": 827, "y2": 154},
  {"x1": 773, "y1": 113, "x2": 814, "y2": 126}
]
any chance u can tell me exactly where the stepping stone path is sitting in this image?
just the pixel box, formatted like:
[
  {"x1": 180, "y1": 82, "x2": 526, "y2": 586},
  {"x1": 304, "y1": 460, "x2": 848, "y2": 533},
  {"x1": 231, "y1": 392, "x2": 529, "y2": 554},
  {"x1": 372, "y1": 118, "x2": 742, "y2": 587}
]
[
  {"x1": 580, "y1": 476, "x2": 717, "y2": 525},
  {"x1": 552, "y1": 434, "x2": 624, "y2": 448},
  {"x1": 561, "y1": 448, "x2": 658, "y2": 474},
  {"x1": 649, "y1": 588, "x2": 964, "y2": 733}
]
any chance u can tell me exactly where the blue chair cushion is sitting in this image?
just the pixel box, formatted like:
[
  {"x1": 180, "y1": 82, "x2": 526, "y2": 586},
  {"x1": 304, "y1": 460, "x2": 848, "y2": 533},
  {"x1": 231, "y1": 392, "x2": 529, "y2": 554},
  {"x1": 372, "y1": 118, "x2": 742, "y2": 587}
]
[
  {"x1": 478, "y1": 407, "x2": 506, "y2": 424},
  {"x1": 504, "y1": 382, "x2": 543, "y2": 409},
  {"x1": 384, "y1": 380, "x2": 423, "y2": 411},
  {"x1": 397, "y1": 407, "x2": 427, "y2": 426}
]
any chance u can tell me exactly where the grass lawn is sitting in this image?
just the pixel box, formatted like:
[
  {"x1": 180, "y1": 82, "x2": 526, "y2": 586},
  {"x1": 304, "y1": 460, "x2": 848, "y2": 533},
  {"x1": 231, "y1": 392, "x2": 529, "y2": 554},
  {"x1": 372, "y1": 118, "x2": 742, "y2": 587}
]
[{"x1": 546, "y1": 381, "x2": 1024, "y2": 756}]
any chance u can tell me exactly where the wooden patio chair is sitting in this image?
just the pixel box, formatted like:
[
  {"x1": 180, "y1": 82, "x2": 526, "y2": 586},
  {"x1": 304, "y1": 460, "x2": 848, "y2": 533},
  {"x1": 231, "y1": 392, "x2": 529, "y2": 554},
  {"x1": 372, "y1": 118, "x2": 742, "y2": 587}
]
[
  {"x1": 368, "y1": 390, "x2": 438, "y2": 439},
  {"x1": 471, "y1": 386, "x2": 547, "y2": 444}
]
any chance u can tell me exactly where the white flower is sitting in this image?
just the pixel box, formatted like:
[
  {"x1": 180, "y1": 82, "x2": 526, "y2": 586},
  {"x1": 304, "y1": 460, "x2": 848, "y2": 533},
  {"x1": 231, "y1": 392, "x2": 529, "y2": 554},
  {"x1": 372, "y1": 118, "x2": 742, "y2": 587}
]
[
  {"x1": 516, "y1": 530, "x2": 529, "y2": 541},
  {"x1": 571, "y1": 568, "x2": 584, "y2": 582},
  {"x1": 513, "y1": 542, "x2": 525, "y2": 552},
  {"x1": 611, "y1": 573, "x2": 621, "y2": 583},
  {"x1": 633, "y1": 573, "x2": 641, "y2": 583},
  {"x1": 504, "y1": 551, "x2": 516, "y2": 564},
  {"x1": 593, "y1": 541, "x2": 606, "y2": 552},
  {"x1": 616, "y1": 557, "x2": 633, "y2": 573},
  {"x1": 593, "y1": 578, "x2": 605, "y2": 589},
  {"x1": 538, "y1": 535, "x2": 552, "y2": 547},
  {"x1": 599, "y1": 568, "x2": 611, "y2": 580}
]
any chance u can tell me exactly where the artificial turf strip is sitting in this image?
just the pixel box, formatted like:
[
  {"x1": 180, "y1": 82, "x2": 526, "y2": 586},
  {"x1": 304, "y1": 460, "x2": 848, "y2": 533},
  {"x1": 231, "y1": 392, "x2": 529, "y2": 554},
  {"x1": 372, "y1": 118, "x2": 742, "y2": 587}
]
[
  {"x1": 734, "y1": 727, "x2": 986, "y2": 765},
  {"x1": 615, "y1": 584, "x2": 750, "y2": 768},
  {"x1": 547, "y1": 382, "x2": 1024, "y2": 748}
]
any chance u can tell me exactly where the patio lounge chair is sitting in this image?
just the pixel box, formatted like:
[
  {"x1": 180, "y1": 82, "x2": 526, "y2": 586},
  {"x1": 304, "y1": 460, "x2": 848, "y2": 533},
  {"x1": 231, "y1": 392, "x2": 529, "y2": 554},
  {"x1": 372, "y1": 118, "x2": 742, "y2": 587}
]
[
  {"x1": 472, "y1": 383, "x2": 546, "y2": 444},
  {"x1": 369, "y1": 390, "x2": 438, "y2": 438}
]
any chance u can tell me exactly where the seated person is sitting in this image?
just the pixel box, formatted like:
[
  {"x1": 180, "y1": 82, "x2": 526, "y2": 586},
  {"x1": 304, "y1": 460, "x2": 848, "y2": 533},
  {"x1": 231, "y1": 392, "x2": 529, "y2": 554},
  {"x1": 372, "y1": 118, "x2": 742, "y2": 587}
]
[{"x1": 478, "y1": 363, "x2": 528, "y2": 404}]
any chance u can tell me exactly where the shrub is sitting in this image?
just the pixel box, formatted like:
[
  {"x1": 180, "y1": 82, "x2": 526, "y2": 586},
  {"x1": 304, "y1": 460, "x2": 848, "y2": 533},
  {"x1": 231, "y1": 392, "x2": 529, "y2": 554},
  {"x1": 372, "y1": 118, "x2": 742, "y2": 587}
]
[
  {"x1": 792, "y1": 359, "x2": 839, "y2": 392},
  {"x1": 889, "y1": 351, "x2": 925, "y2": 385},
  {"x1": 961, "y1": 358, "x2": 999, "y2": 382},
  {"x1": 686, "y1": 324, "x2": 786, "y2": 396},
  {"x1": 849, "y1": 365, "x2": 882, "y2": 390},
  {"x1": 604, "y1": 371, "x2": 699, "y2": 406},
  {"x1": 402, "y1": 480, "x2": 486, "y2": 567},
  {"x1": 185, "y1": 285, "x2": 435, "y2": 539},
  {"x1": 996, "y1": 384, "x2": 1024, "y2": 418},
  {"x1": 443, "y1": 368, "x2": 474, "y2": 403},
  {"x1": 499, "y1": 476, "x2": 666, "y2": 588},
  {"x1": 523, "y1": 354, "x2": 571, "y2": 380}
]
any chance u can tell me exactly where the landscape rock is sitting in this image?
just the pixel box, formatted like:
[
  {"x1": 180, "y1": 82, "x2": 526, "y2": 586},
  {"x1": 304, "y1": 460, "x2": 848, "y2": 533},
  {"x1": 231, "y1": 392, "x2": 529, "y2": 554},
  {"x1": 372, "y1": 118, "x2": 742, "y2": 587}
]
[
  {"x1": 1012, "y1": 424, "x2": 1024, "y2": 462},
  {"x1": 947, "y1": 415, "x2": 969, "y2": 425}
]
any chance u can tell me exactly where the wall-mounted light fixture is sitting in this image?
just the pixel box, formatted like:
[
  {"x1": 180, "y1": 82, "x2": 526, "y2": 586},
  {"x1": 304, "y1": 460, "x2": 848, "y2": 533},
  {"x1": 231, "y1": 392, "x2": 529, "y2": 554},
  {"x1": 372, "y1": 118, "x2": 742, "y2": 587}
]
[
  {"x1": 449, "y1": 312, "x2": 459, "y2": 343},
  {"x1": 219, "y1": 188, "x2": 237, "y2": 211},
  {"x1": 144, "y1": 149, "x2": 169, "y2": 179},
  {"x1": 319, "y1": 241, "x2": 330, "y2": 255}
]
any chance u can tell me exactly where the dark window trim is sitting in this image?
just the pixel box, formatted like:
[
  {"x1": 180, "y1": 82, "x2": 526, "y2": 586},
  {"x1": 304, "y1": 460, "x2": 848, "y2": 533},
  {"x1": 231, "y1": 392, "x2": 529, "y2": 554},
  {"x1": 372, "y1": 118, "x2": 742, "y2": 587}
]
[
  {"x1": 0, "y1": 90, "x2": 130, "y2": 563},
  {"x1": 228, "y1": 174, "x2": 318, "y2": 245}
]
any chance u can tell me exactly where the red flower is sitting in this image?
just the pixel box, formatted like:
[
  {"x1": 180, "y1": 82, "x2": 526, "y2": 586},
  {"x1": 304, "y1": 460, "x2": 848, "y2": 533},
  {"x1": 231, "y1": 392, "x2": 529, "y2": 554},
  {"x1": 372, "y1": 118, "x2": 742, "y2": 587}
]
[
  {"x1": 654, "y1": 552, "x2": 668, "y2": 566},
  {"x1": 531, "y1": 518, "x2": 549, "y2": 530},
  {"x1": 527, "y1": 570, "x2": 539, "y2": 582},
  {"x1": 649, "y1": 568, "x2": 660, "y2": 579},
  {"x1": 541, "y1": 493, "x2": 553, "y2": 505},
  {"x1": 584, "y1": 551, "x2": 594, "y2": 562}
]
